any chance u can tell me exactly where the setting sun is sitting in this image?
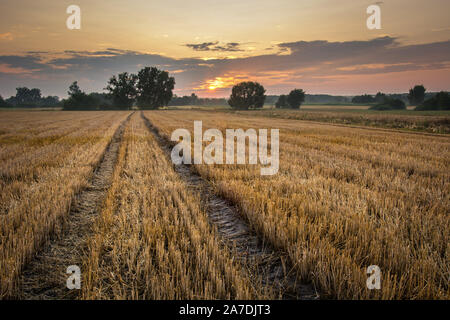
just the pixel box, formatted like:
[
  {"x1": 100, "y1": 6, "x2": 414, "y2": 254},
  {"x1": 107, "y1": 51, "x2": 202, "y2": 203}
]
[
  {"x1": 202, "y1": 76, "x2": 238, "y2": 93},
  {"x1": 207, "y1": 78, "x2": 225, "y2": 91}
]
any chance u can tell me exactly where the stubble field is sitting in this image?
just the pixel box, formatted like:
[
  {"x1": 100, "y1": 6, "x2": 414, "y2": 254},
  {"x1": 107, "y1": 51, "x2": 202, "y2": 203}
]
[{"x1": 0, "y1": 110, "x2": 448, "y2": 299}]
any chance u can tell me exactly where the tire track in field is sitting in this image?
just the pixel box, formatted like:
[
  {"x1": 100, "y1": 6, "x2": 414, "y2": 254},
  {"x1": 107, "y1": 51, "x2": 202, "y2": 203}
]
[
  {"x1": 18, "y1": 112, "x2": 133, "y2": 300},
  {"x1": 140, "y1": 112, "x2": 318, "y2": 300}
]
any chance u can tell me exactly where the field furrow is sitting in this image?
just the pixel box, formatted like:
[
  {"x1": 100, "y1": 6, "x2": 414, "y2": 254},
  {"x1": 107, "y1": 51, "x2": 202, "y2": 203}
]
[
  {"x1": 19, "y1": 113, "x2": 132, "y2": 299},
  {"x1": 81, "y1": 113, "x2": 263, "y2": 299},
  {"x1": 0, "y1": 111, "x2": 130, "y2": 298},
  {"x1": 141, "y1": 112, "x2": 318, "y2": 299},
  {"x1": 1, "y1": 109, "x2": 448, "y2": 300}
]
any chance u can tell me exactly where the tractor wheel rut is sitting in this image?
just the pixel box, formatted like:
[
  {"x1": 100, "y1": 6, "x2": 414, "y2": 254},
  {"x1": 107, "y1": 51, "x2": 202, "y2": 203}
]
[
  {"x1": 141, "y1": 112, "x2": 318, "y2": 300},
  {"x1": 18, "y1": 112, "x2": 133, "y2": 300}
]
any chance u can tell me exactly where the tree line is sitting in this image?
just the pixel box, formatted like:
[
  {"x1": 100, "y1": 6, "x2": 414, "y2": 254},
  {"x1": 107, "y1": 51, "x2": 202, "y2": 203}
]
[
  {"x1": 64, "y1": 67, "x2": 175, "y2": 110},
  {"x1": 351, "y1": 85, "x2": 450, "y2": 111},
  {"x1": 167, "y1": 93, "x2": 228, "y2": 107},
  {"x1": 226, "y1": 81, "x2": 306, "y2": 110},
  {"x1": 1, "y1": 68, "x2": 448, "y2": 111},
  {"x1": 0, "y1": 87, "x2": 60, "y2": 108}
]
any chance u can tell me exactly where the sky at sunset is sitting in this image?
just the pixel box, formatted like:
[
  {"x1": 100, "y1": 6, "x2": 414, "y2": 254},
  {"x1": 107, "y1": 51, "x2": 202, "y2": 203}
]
[{"x1": 0, "y1": 0, "x2": 449, "y2": 98}]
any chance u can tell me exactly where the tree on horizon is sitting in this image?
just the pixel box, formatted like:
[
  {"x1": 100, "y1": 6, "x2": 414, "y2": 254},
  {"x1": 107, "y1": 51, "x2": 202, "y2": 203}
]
[
  {"x1": 408, "y1": 85, "x2": 426, "y2": 106},
  {"x1": 135, "y1": 67, "x2": 175, "y2": 109},
  {"x1": 106, "y1": 72, "x2": 137, "y2": 109},
  {"x1": 228, "y1": 81, "x2": 266, "y2": 110},
  {"x1": 287, "y1": 89, "x2": 306, "y2": 109}
]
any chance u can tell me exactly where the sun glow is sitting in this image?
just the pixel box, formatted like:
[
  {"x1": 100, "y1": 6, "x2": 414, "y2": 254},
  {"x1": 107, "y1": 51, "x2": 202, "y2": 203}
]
[
  {"x1": 201, "y1": 77, "x2": 238, "y2": 91},
  {"x1": 206, "y1": 78, "x2": 226, "y2": 91}
]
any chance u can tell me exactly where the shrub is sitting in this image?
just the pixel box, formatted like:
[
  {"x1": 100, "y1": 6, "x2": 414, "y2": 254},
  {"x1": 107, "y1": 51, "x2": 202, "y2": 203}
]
[
  {"x1": 275, "y1": 95, "x2": 288, "y2": 108},
  {"x1": 136, "y1": 67, "x2": 175, "y2": 109},
  {"x1": 415, "y1": 91, "x2": 450, "y2": 111},
  {"x1": 369, "y1": 98, "x2": 406, "y2": 111},
  {"x1": 0, "y1": 95, "x2": 10, "y2": 108},
  {"x1": 287, "y1": 89, "x2": 305, "y2": 109}
]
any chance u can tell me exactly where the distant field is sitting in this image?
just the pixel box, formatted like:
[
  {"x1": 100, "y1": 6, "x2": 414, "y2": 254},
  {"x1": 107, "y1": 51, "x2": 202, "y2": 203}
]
[
  {"x1": 0, "y1": 107, "x2": 63, "y2": 112},
  {"x1": 0, "y1": 110, "x2": 448, "y2": 299},
  {"x1": 230, "y1": 107, "x2": 450, "y2": 134},
  {"x1": 301, "y1": 105, "x2": 371, "y2": 111},
  {"x1": 166, "y1": 105, "x2": 450, "y2": 134}
]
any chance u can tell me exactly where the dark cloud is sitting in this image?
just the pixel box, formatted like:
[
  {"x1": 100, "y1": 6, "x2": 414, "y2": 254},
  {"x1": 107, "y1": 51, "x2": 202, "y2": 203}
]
[
  {"x1": 185, "y1": 42, "x2": 219, "y2": 51},
  {"x1": 185, "y1": 41, "x2": 244, "y2": 52},
  {"x1": 62, "y1": 48, "x2": 142, "y2": 57},
  {"x1": 0, "y1": 37, "x2": 449, "y2": 97},
  {"x1": 214, "y1": 36, "x2": 450, "y2": 75}
]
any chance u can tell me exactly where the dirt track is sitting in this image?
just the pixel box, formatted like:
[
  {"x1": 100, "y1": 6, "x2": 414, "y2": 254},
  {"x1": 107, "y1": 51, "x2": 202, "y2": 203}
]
[
  {"x1": 18, "y1": 113, "x2": 132, "y2": 299},
  {"x1": 141, "y1": 112, "x2": 318, "y2": 300}
]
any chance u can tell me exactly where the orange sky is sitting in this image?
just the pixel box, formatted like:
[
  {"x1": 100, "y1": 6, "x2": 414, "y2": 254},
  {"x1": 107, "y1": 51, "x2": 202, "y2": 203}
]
[{"x1": 0, "y1": 0, "x2": 449, "y2": 97}]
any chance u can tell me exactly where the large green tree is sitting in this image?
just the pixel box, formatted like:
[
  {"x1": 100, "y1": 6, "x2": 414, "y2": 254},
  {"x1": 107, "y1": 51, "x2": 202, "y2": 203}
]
[
  {"x1": 68, "y1": 81, "x2": 83, "y2": 99},
  {"x1": 136, "y1": 67, "x2": 175, "y2": 109},
  {"x1": 4, "y1": 88, "x2": 60, "y2": 107},
  {"x1": 8, "y1": 87, "x2": 42, "y2": 107},
  {"x1": 63, "y1": 81, "x2": 98, "y2": 110},
  {"x1": 106, "y1": 72, "x2": 137, "y2": 109},
  {"x1": 408, "y1": 85, "x2": 426, "y2": 106},
  {"x1": 275, "y1": 95, "x2": 288, "y2": 108},
  {"x1": 228, "y1": 81, "x2": 266, "y2": 110},
  {"x1": 287, "y1": 89, "x2": 305, "y2": 109}
]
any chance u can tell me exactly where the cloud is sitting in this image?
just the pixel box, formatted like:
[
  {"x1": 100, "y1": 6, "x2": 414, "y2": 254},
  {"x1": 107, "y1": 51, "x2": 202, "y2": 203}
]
[
  {"x1": 431, "y1": 27, "x2": 450, "y2": 32},
  {"x1": 185, "y1": 41, "x2": 244, "y2": 52},
  {"x1": 0, "y1": 37, "x2": 449, "y2": 97},
  {"x1": 185, "y1": 42, "x2": 218, "y2": 51},
  {"x1": 217, "y1": 36, "x2": 450, "y2": 75},
  {"x1": 0, "y1": 32, "x2": 13, "y2": 41},
  {"x1": 0, "y1": 63, "x2": 38, "y2": 74}
]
